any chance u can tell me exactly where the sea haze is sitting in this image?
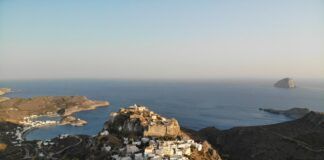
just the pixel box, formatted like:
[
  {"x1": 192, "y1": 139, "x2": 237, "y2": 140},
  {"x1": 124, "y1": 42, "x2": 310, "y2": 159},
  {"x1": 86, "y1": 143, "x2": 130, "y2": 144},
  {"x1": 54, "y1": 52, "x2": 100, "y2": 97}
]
[{"x1": 1, "y1": 79, "x2": 324, "y2": 140}]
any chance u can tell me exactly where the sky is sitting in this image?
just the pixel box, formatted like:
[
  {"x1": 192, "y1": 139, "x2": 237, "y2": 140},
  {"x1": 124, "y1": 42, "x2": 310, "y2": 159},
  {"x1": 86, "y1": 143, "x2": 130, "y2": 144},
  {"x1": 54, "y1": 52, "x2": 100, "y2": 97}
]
[{"x1": 0, "y1": 0, "x2": 323, "y2": 80}]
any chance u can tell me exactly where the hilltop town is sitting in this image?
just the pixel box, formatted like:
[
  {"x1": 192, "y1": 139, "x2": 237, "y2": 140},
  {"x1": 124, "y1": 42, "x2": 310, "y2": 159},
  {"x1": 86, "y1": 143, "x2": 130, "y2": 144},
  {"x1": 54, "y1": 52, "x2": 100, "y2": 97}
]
[{"x1": 99, "y1": 105, "x2": 220, "y2": 159}]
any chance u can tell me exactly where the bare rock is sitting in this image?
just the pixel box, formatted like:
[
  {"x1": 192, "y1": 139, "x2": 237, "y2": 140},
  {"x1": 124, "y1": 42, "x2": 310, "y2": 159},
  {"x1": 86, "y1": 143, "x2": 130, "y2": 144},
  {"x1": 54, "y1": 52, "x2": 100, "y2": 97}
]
[
  {"x1": 105, "y1": 105, "x2": 181, "y2": 138},
  {"x1": 274, "y1": 78, "x2": 296, "y2": 88}
]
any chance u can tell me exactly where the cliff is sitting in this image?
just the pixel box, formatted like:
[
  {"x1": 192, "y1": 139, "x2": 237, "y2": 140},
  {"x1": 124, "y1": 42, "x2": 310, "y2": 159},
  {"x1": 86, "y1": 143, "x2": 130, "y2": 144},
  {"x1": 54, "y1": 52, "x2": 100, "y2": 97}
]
[
  {"x1": 274, "y1": 78, "x2": 296, "y2": 88},
  {"x1": 105, "y1": 105, "x2": 181, "y2": 138}
]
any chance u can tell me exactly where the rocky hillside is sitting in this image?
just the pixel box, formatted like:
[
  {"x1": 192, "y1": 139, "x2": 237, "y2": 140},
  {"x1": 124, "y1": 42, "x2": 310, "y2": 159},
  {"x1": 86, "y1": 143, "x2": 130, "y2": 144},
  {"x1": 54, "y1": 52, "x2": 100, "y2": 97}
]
[
  {"x1": 259, "y1": 107, "x2": 310, "y2": 119},
  {"x1": 198, "y1": 111, "x2": 324, "y2": 160},
  {"x1": 0, "y1": 96, "x2": 109, "y2": 123},
  {"x1": 0, "y1": 105, "x2": 222, "y2": 160}
]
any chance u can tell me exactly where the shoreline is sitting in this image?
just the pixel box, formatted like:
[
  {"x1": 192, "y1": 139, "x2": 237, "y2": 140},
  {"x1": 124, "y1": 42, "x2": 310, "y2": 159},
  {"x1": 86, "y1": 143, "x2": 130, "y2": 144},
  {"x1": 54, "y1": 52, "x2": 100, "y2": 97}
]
[
  {"x1": 19, "y1": 104, "x2": 109, "y2": 140},
  {"x1": 0, "y1": 94, "x2": 110, "y2": 143},
  {"x1": 62, "y1": 102, "x2": 109, "y2": 116},
  {"x1": 9, "y1": 102, "x2": 109, "y2": 142}
]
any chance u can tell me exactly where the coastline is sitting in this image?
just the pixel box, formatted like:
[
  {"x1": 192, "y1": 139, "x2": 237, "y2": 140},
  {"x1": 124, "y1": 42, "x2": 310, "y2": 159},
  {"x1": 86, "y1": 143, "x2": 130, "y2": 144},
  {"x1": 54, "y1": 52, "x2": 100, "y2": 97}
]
[
  {"x1": 61, "y1": 101, "x2": 109, "y2": 116},
  {"x1": 19, "y1": 102, "x2": 109, "y2": 140},
  {"x1": 0, "y1": 95, "x2": 109, "y2": 143}
]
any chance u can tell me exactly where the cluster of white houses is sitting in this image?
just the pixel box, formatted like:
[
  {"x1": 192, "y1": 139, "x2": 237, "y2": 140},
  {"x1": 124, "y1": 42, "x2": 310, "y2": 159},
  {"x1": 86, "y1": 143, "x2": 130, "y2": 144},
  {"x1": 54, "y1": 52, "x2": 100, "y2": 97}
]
[
  {"x1": 101, "y1": 105, "x2": 204, "y2": 160},
  {"x1": 4, "y1": 116, "x2": 58, "y2": 146},
  {"x1": 3, "y1": 126, "x2": 24, "y2": 146},
  {"x1": 144, "y1": 139, "x2": 202, "y2": 160},
  {"x1": 20, "y1": 115, "x2": 58, "y2": 128},
  {"x1": 105, "y1": 136, "x2": 203, "y2": 160},
  {"x1": 3, "y1": 115, "x2": 59, "y2": 146}
]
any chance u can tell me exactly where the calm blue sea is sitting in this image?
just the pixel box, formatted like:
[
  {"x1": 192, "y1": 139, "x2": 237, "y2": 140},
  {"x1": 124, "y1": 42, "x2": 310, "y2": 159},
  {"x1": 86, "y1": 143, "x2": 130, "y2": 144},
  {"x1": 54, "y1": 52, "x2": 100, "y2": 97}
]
[{"x1": 1, "y1": 79, "x2": 323, "y2": 140}]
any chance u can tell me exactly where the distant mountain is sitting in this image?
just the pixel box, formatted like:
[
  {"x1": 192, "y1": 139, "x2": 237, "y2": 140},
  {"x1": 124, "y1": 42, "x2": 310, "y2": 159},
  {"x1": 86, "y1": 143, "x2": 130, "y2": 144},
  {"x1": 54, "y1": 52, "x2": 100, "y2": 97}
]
[{"x1": 198, "y1": 111, "x2": 324, "y2": 160}]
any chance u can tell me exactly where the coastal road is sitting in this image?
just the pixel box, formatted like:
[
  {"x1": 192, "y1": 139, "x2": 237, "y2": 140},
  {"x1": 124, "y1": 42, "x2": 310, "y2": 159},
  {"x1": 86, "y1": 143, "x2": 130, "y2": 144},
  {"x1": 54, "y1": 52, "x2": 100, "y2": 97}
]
[
  {"x1": 53, "y1": 135, "x2": 83, "y2": 156},
  {"x1": 22, "y1": 143, "x2": 33, "y2": 159}
]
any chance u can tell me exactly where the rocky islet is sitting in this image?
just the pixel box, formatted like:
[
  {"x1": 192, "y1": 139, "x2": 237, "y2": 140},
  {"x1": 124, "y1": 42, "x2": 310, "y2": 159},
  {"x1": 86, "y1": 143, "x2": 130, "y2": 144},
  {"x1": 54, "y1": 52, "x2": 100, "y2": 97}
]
[{"x1": 274, "y1": 78, "x2": 296, "y2": 88}]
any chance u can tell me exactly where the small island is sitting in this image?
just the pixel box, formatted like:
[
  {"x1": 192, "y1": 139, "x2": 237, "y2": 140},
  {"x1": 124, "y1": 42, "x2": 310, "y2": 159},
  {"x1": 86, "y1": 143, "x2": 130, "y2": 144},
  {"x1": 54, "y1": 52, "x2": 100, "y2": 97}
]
[{"x1": 274, "y1": 78, "x2": 296, "y2": 88}]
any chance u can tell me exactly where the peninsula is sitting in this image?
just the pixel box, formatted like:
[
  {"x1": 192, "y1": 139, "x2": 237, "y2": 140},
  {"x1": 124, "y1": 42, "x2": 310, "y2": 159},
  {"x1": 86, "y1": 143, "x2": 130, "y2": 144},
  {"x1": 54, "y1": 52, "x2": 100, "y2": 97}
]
[
  {"x1": 259, "y1": 107, "x2": 310, "y2": 119},
  {"x1": 0, "y1": 96, "x2": 109, "y2": 124}
]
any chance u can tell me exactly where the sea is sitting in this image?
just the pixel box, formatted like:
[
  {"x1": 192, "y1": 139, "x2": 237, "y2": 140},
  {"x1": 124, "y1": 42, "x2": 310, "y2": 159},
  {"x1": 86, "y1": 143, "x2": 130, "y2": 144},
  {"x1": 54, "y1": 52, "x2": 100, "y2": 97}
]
[{"x1": 1, "y1": 79, "x2": 323, "y2": 140}]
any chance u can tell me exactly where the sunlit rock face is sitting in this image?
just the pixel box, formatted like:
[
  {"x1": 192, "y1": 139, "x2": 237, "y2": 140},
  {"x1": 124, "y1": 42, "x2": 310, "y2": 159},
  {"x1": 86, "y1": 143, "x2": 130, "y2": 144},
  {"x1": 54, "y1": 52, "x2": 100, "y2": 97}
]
[
  {"x1": 105, "y1": 105, "x2": 181, "y2": 138},
  {"x1": 274, "y1": 78, "x2": 296, "y2": 88},
  {"x1": 0, "y1": 88, "x2": 11, "y2": 96}
]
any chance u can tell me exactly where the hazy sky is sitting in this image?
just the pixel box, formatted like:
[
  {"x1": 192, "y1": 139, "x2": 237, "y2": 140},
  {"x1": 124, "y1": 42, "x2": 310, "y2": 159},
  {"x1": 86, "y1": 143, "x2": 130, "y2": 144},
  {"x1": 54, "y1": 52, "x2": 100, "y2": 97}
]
[{"x1": 0, "y1": 0, "x2": 323, "y2": 80}]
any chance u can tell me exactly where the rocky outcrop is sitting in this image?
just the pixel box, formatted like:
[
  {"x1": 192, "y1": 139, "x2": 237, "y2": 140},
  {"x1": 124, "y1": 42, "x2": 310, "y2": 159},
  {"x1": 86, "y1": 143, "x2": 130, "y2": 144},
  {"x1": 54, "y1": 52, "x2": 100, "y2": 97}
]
[
  {"x1": 274, "y1": 78, "x2": 296, "y2": 88},
  {"x1": 0, "y1": 88, "x2": 11, "y2": 96},
  {"x1": 198, "y1": 111, "x2": 324, "y2": 160},
  {"x1": 60, "y1": 115, "x2": 87, "y2": 126},
  {"x1": 259, "y1": 107, "x2": 310, "y2": 119},
  {"x1": 105, "y1": 105, "x2": 181, "y2": 138},
  {"x1": 98, "y1": 105, "x2": 221, "y2": 159}
]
